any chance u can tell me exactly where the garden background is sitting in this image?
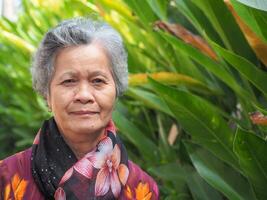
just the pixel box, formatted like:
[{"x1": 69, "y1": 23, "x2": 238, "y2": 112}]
[{"x1": 1, "y1": 0, "x2": 267, "y2": 199}]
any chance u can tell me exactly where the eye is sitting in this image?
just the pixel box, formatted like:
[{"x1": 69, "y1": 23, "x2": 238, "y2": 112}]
[
  {"x1": 62, "y1": 79, "x2": 77, "y2": 86},
  {"x1": 92, "y1": 78, "x2": 105, "y2": 85}
]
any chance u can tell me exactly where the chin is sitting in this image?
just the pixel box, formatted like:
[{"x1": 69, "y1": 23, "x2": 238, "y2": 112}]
[{"x1": 72, "y1": 123, "x2": 104, "y2": 135}]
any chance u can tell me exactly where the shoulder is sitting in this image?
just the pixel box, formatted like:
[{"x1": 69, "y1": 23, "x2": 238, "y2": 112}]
[
  {"x1": 123, "y1": 160, "x2": 159, "y2": 199},
  {"x1": 0, "y1": 148, "x2": 32, "y2": 179},
  {"x1": 0, "y1": 148, "x2": 43, "y2": 200}
]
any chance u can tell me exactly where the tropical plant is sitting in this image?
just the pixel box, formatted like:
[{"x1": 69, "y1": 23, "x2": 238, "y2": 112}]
[{"x1": 1, "y1": 0, "x2": 267, "y2": 199}]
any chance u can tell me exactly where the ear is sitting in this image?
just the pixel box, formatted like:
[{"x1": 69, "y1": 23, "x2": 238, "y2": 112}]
[{"x1": 46, "y1": 93, "x2": 52, "y2": 112}]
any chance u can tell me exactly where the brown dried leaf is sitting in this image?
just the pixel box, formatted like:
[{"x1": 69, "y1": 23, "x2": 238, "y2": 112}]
[
  {"x1": 224, "y1": 0, "x2": 267, "y2": 67},
  {"x1": 154, "y1": 21, "x2": 218, "y2": 61},
  {"x1": 168, "y1": 124, "x2": 178, "y2": 146},
  {"x1": 249, "y1": 111, "x2": 267, "y2": 126}
]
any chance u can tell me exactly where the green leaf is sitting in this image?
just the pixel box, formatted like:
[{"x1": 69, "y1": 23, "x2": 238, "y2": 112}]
[
  {"x1": 159, "y1": 32, "x2": 257, "y2": 105},
  {"x1": 147, "y1": 0, "x2": 169, "y2": 20},
  {"x1": 126, "y1": 88, "x2": 174, "y2": 117},
  {"x1": 0, "y1": 30, "x2": 35, "y2": 53},
  {"x1": 112, "y1": 108, "x2": 159, "y2": 162},
  {"x1": 175, "y1": 0, "x2": 224, "y2": 46},
  {"x1": 123, "y1": 0, "x2": 158, "y2": 26},
  {"x1": 186, "y1": 169, "x2": 223, "y2": 200},
  {"x1": 93, "y1": 0, "x2": 137, "y2": 24},
  {"x1": 149, "y1": 163, "x2": 186, "y2": 181},
  {"x1": 149, "y1": 163, "x2": 191, "y2": 199},
  {"x1": 231, "y1": 0, "x2": 267, "y2": 43},
  {"x1": 237, "y1": 0, "x2": 267, "y2": 11},
  {"x1": 149, "y1": 163, "x2": 223, "y2": 199},
  {"x1": 174, "y1": 48, "x2": 210, "y2": 84},
  {"x1": 234, "y1": 128, "x2": 267, "y2": 200},
  {"x1": 185, "y1": 141, "x2": 256, "y2": 200},
  {"x1": 191, "y1": 0, "x2": 256, "y2": 62},
  {"x1": 212, "y1": 41, "x2": 267, "y2": 96},
  {"x1": 148, "y1": 78, "x2": 239, "y2": 170}
]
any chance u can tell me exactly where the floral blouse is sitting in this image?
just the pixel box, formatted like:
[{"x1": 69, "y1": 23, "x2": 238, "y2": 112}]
[{"x1": 0, "y1": 148, "x2": 159, "y2": 200}]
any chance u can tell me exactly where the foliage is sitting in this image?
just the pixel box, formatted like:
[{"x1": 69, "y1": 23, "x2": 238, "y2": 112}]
[{"x1": 1, "y1": 0, "x2": 267, "y2": 199}]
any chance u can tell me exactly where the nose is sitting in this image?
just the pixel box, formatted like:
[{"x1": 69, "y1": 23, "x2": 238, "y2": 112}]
[{"x1": 74, "y1": 82, "x2": 94, "y2": 104}]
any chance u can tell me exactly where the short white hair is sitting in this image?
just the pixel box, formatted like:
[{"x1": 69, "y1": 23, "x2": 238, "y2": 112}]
[{"x1": 31, "y1": 17, "x2": 128, "y2": 97}]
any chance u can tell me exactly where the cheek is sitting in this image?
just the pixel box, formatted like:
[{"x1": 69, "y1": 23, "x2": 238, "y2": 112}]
[
  {"x1": 97, "y1": 90, "x2": 116, "y2": 113},
  {"x1": 50, "y1": 89, "x2": 74, "y2": 111}
]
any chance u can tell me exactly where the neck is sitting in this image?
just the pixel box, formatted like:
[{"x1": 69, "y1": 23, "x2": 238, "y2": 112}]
[{"x1": 60, "y1": 129, "x2": 105, "y2": 160}]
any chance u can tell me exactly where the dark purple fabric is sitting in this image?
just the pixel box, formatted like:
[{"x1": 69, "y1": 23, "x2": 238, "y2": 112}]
[{"x1": 0, "y1": 148, "x2": 45, "y2": 200}]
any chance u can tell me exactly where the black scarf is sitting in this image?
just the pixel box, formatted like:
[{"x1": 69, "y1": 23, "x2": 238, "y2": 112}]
[{"x1": 31, "y1": 117, "x2": 128, "y2": 200}]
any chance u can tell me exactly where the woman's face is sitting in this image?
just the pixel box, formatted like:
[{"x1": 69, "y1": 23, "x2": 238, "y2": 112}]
[{"x1": 47, "y1": 43, "x2": 116, "y2": 139}]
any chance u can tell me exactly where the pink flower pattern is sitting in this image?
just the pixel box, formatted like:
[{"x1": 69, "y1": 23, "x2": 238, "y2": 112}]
[
  {"x1": 54, "y1": 187, "x2": 66, "y2": 200},
  {"x1": 57, "y1": 134, "x2": 129, "y2": 198},
  {"x1": 93, "y1": 137, "x2": 129, "y2": 197},
  {"x1": 59, "y1": 150, "x2": 96, "y2": 185}
]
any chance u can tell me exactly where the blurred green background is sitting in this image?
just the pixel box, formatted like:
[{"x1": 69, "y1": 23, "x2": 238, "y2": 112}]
[{"x1": 1, "y1": 0, "x2": 267, "y2": 199}]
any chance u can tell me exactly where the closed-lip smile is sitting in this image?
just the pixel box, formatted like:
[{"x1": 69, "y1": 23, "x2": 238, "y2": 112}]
[{"x1": 71, "y1": 110, "x2": 99, "y2": 115}]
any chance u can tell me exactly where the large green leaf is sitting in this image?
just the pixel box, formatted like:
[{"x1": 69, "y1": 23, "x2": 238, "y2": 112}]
[
  {"x1": 149, "y1": 163, "x2": 186, "y2": 182},
  {"x1": 234, "y1": 128, "x2": 267, "y2": 200},
  {"x1": 112, "y1": 108, "x2": 159, "y2": 163},
  {"x1": 0, "y1": 30, "x2": 35, "y2": 53},
  {"x1": 126, "y1": 88, "x2": 174, "y2": 117},
  {"x1": 92, "y1": 0, "x2": 137, "y2": 25},
  {"x1": 147, "y1": 0, "x2": 169, "y2": 20},
  {"x1": 184, "y1": 166, "x2": 224, "y2": 200},
  {"x1": 185, "y1": 141, "x2": 256, "y2": 200},
  {"x1": 175, "y1": 0, "x2": 224, "y2": 46},
  {"x1": 191, "y1": 0, "x2": 256, "y2": 63},
  {"x1": 212, "y1": 41, "x2": 267, "y2": 96},
  {"x1": 174, "y1": 48, "x2": 209, "y2": 84},
  {"x1": 149, "y1": 163, "x2": 223, "y2": 199},
  {"x1": 123, "y1": 0, "x2": 158, "y2": 26},
  {"x1": 231, "y1": 0, "x2": 267, "y2": 43},
  {"x1": 149, "y1": 78, "x2": 239, "y2": 170},
  {"x1": 159, "y1": 32, "x2": 256, "y2": 103}
]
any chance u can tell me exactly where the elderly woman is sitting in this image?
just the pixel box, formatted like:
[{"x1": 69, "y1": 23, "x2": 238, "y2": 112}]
[{"x1": 0, "y1": 18, "x2": 159, "y2": 199}]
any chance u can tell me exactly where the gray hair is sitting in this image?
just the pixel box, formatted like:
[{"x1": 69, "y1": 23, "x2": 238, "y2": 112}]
[{"x1": 31, "y1": 17, "x2": 128, "y2": 97}]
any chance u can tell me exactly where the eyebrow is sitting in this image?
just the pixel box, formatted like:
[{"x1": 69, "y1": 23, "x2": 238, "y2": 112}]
[
  {"x1": 88, "y1": 70, "x2": 109, "y2": 78},
  {"x1": 58, "y1": 71, "x2": 77, "y2": 80},
  {"x1": 58, "y1": 70, "x2": 109, "y2": 80}
]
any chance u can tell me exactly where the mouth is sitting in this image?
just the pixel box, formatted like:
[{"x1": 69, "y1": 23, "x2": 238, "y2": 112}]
[{"x1": 70, "y1": 110, "x2": 99, "y2": 116}]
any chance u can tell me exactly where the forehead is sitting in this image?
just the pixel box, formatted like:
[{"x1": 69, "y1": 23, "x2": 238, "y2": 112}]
[{"x1": 53, "y1": 43, "x2": 111, "y2": 75}]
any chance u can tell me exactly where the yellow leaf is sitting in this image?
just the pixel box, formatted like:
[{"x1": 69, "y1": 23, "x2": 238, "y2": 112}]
[
  {"x1": 0, "y1": 30, "x2": 35, "y2": 53},
  {"x1": 129, "y1": 72, "x2": 205, "y2": 88},
  {"x1": 31, "y1": 0, "x2": 62, "y2": 11},
  {"x1": 96, "y1": 0, "x2": 135, "y2": 23}
]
